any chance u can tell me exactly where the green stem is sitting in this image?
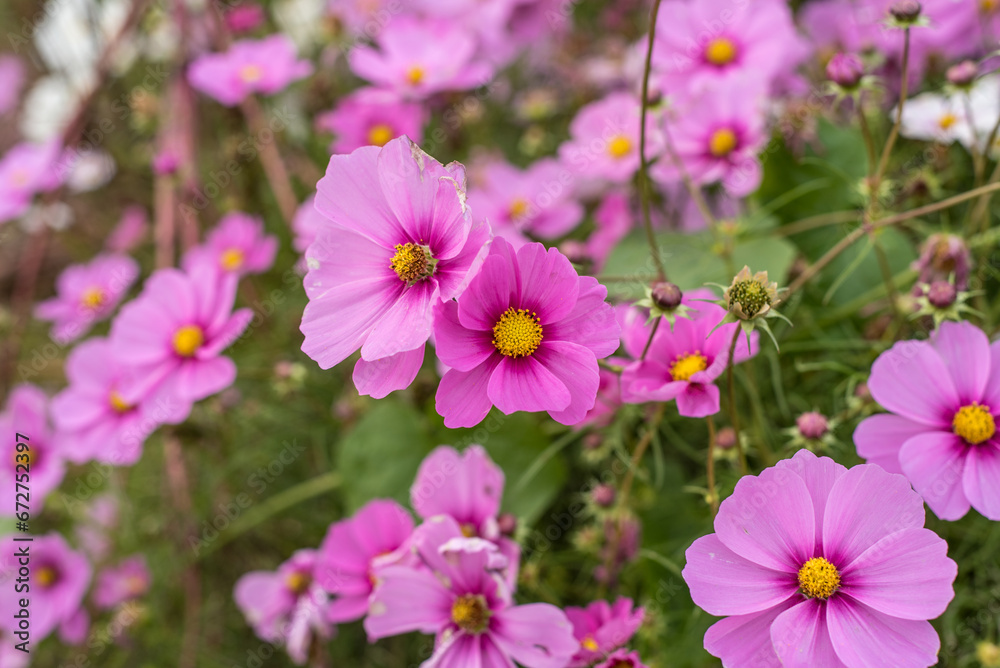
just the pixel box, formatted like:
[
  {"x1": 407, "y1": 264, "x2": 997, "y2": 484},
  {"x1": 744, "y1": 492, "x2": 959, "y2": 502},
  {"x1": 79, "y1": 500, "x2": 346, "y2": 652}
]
[
  {"x1": 726, "y1": 328, "x2": 747, "y2": 475},
  {"x1": 638, "y1": 0, "x2": 667, "y2": 282},
  {"x1": 872, "y1": 27, "x2": 911, "y2": 191}
]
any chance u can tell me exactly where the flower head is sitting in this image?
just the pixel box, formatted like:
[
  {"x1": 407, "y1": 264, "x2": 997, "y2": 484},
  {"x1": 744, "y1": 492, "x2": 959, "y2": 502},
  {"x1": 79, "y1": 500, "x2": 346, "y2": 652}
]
[
  {"x1": 595, "y1": 649, "x2": 648, "y2": 668},
  {"x1": 683, "y1": 449, "x2": 957, "y2": 667},
  {"x1": 182, "y1": 212, "x2": 277, "y2": 277},
  {"x1": 316, "y1": 87, "x2": 427, "y2": 155},
  {"x1": 854, "y1": 320, "x2": 1000, "y2": 520},
  {"x1": 94, "y1": 555, "x2": 151, "y2": 610},
  {"x1": 432, "y1": 238, "x2": 619, "y2": 428},
  {"x1": 0, "y1": 385, "x2": 65, "y2": 512},
  {"x1": 35, "y1": 254, "x2": 139, "y2": 344},
  {"x1": 299, "y1": 136, "x2": 490, "y2": 398},
  {"x1": 0, "y1": 141, "x2": 66, "y2": 224},
  {"x1": 187, "y1": 35, "x2": 312, "y2": 106},
  {"x1": 565, "y1": 598, "x2": 644, "y2": 667},
  {"x1": 826, "y1": 53, "x2": 865, "y2": 90}
]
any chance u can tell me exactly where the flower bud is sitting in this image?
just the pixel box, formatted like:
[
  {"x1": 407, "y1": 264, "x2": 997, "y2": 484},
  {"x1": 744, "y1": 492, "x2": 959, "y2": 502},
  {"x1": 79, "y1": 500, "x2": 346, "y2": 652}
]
[
  {"x1": 826, "y1": 53, "x2": 865, "y2": 89},
  {"x1": 946, "y1": 60, "x2": 978, "y2": 88},
  {"x1": 715, "y1": 426, "x2": 737, "y2": 450},
  {"x1": 497, "y1": 513, "x2": 517, "y2": 537},
  {"x1": 591, "y1": 484, "x2": 616, "y2": 508},
  {"x1": 889, "y1": 0, "x2": 922, "y2": 22},
  {"x1": 796, "y1": 412, "x2": 829, "y2": 440},
  {"x1": 926, "y1": 280, "x2": 957, "y2": 308},
  {"x1": 650, "y1": 281, "x2": 682, "y2": 310}
]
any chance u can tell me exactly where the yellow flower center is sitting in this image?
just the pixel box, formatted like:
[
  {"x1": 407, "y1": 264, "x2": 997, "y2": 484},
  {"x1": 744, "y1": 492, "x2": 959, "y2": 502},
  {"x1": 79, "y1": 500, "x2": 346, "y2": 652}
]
[
  {"x1": 13, "y1": 446, "x2": 35, "y2": 468},
  {"x1": 126, "y1": 574, "x2": 147, "y2": 595},
  {"x1": 36, "y1": 566, "x2": 57, "y2": 588},
  {"x1": 367, "y1": 123, "x2": 394, "y2": 147},
  {"x1": 285, "y1": 571, "x2": 311, "y2": 595},
  {"x1": 509, "y1": 197, "x2": 530, "y2": 221},
  {"x1": 81, "y1": 287, "x2": 107, "y2": 310},
  {"x1": 709, "y1": 128, "x2": 738, "y2": 157},
  {"x1": 798, "y1": 557, "x2": 840, "y2": 600},
  {"x1": 728, "y1": 278, "x2": 771, "y2": 317},
  {"x1": 109, "y1": 390, "x2": 132, "y2": 413},
  {"x1": 460, "y1": 523, "x2": 477, "y2": 538},
  {"x1": 953, "y1": 403, "x2": 996, "y2": 445},
  {"x1": 240, "y1": 64, "x2": 263, "y2": 83},
  {"x1": 670, "y1": 352, "x2": 708, "y2": 382},
  {"x1": 939, "y1": 113, "x2": 957, "y2": 130},
  {"x1": 406, "y1": 66, "x2": 425, "y2": 85},
  {"x1": 492, "y1": 308, "x2": 543, "y2": 358},
  {"x1": 982, "y1": 0, "x2": 998, "y2": 13},
  {"x1": 173, "y1": 325, "x2": 204, "y2": 357},
  {"x1": 390, "y1": 242, "x2": 434, "y2": 283},
  {"x1": 607, "y1": 135, "x2": 632, "y2": 159},
  {"x1": 705, "y1": 37, "x2": 738, "y2": 66},
  {"x1": 220, "y1": 248, "x2": 244, "y2": 271},
  {"x1": 451, "y1": 594, "x2": 490, "y2": 633},
  {"x1": 581, "y1": 636, "x2": 599, "y2": 651},
  {"x1": 9, "y1": 169, "x2": 29, "y2": 187}
]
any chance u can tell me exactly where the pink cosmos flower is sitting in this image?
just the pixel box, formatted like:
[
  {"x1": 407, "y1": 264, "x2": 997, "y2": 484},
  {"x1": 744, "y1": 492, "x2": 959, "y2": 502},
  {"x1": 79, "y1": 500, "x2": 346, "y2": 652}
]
[
  {"x1": 0, "y1": 385, "x2": 65, "y2": 514},
  {"x1": 187, "y1": 35, "x2": 313, "y2": 106},
  {"x1": 292, "y1": 194, "x2": 323, "y2": 254},
  {"x1": 652, "y1": 0, "x2": 806, "y2": 95},
  {"x1": 93, "y1": 556, "x2": 151, "y2": 610},
  {"x1": 0, "y1": 533, "x2": 91, "y2": 642},
  {"x1": 365, "y1": 516, "x2": 578, "y2": 668},
  {"x1": 0, "y1": 141, "x2": 66, "y2": 224},
  {"x1": 105, "y1": 205, "x2": 148, "y2": 253},
  {"x1": 348, "y1": 16, "x2": 494, "y2": 99},
  {"x1": 0, "y1": 55, "x2": 25, "y2": 115},
  {"x1": 109, "y1": 264, "x2": 253, "y2": 423},
  {"x1": 559, "y1": 92, "x2": 663, "y2": 185},
  {"x1": 596, "y1": 649, "x2": 647, "y2": 668},
  {"x1": 51, "y1": 337, "x2": 165, "y2": 466},
  {"x1": 225, "y1": 3, "x2": 266, "y2": 33},
  {"x1": 235, "y1": 549, "x2": 333, "y2": 665},
  {"x1": 653, "y1": 84, "x2": 767, "y2": 198},
  {"x1": 316, "y1": 499, "x2": 414, "y2": 624},
  {"x1": 433, "y1": 237, "x2": 620, "y2": 428},
  {"x1": 854, "y1": 320, "x2": 1000, "y2": 521},
  {"x1": 316, "y1": 87, "x2": 427, "y2": 155},
  {"x1": 565, "y1": 597, "x2": 645, "y2": 667},
  {"x1": 683, "y1": 449, "x2": 957, "y2": 667},
  {"x1": 34, "y1": 254, "x2": 139, "y2": 344},
  {"x1": 411, "y1": 445, "x2": 521, "y2": 588},
  {"x1": 468, "y1": 158, "x2": 583, "y2": 245},
  {"x1": 182, "y1": 212, "x2": 278, "y2": 277},
  {"x1": 300, "y1": 136, "x2": 490, "y2": 399},
  {"x1": 619, "y1": 289, "x2": 759, "y2": 418}
]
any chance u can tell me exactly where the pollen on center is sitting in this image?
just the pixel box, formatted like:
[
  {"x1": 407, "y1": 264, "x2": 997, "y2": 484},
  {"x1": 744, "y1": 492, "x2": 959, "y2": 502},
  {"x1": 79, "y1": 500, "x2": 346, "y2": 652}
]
[
  {"x1": 705, "y1": 37, "x2": 738, "y2": 66},
  {"x1": 451, "y1": 594, "x2": 490, "y2": 633},
  {"x1": 81, "y1": 286, "x2": 107, "y2": 310},
  {"x1": 406, "y1": 65, "x2": 425, "y2": 85},
  {"x1": 709, "y1": 128, "x2": 738, "y2": 157},
  {"x1": 368, "y1": 123, "x2": 394, "y2": 147},
  {"x1": 240, "y1": 64, "x2": 263, "y2": 83},
  {"x1": 670, "y1": 352, "x2": 708, "y2": 382},
  {"x1": 607, "y1": 135, "x2": 632, "y2": 159},
  {"x1": 492, "y1": 307, "x2": 544, "y2": 358},
  {"x1": 797, "y1": 556, "x2": 841, "y2": 600},
  {"x1": 939, "y1": 113, "x2": 958, "y2": 130},
  {"x1": 390, "y1": 242, "x2": 435, "y2": 283},
  {"x1": 109, "y1": 390, "x2": 133, "y2": 413},
  {"x1": 220, "y1": 248, "x2": 245, "y2": 271},
  {"x1": 953, "y1": 403, "x2": 995, "y2": 445},
  {"x1": 173, "y1": 324, "x2": 204, "y2": 357}
]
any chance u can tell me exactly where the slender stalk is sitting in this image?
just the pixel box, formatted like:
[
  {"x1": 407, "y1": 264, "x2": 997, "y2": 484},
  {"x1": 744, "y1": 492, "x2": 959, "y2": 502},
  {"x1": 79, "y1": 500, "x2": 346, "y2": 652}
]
[
  {"x1": 640, "y1": 318, "x2": 661, "y2": 361},
  {"x1": 620, "y1": 404, "x2": 667, "y2": 504},
  {"x1": 857, "y1": 104, "x2": 878, "y2": 177},
  {"x1": 726, "y1": 328, "x2": 747, "y2": 475},
  {"x1": 771, "y1": 210, "x2": 860, "y2": 237},
  {"x1": 705, "y1": 416, "x2": 718, "y2": 516},
  {"x1": 873, "y1": 28, "x2": 911, "y2": 189},
  {"x1": 240, "y1": 96, "x2": 299, "y2": 224},
  {"x1": 638, "y1": 0, "x2": 667, "y2": 282},
  {"x1": 154, "y1": 175, "x2": 176, "y2": 268}
]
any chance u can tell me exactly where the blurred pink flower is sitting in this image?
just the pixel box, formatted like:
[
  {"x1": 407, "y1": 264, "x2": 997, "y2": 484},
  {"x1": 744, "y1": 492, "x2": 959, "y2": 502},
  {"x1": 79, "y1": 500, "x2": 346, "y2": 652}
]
[
  {"x1": 653, "y1": 0, "x2": 806, "y2": 95},
  {"x1": 854, "y1": 320, "x2": 1000, "y2": 521},
  {"x1": 187, "y1": 35, "x2": 313, "y2": 106},
  {"x1": 300, "y1": 136, "x2": 490, "y2": 399},
  {"x1": 468, "y1": 158, "x2": 582, "y2": 245},
  {"x1": 559, "y1": 92, "x2": 663, "y2": 185},
  {"x1": 94, "y1": 556, "x2": 151, "y2": 610},
  {"x1": 683, "y1": 449, "x2": 957, "y2": 667},
  {"x1": 292, "y1": 194, "x2": 323, "y2": 254},
  {"x1": 433, "y1": 238, "x2": 620, "y2": 428},
  {"x1": 109, "y1": 265, "x2": 253, "y2": 423},
  {"x1": 316, "y1": 499, "x2": 414, "y2": 624},
  {"x1": 365, "y1": 516, "x2": 578, "y2": 668},
  {"x1": 0, "y1": 55, "x2": 25, "y2": 115},
  {"x1": 565, "y1": 597, "x2": 645, "y2": 667},
  {"x1": 0, "y1": 141, "x2": 67, "y2": 224},
  {"x1": 105, "y1": 205, "x2": 149, "y2": 253},
  {"x1": 348, "y1": 17, "x2": 494, "y2": 98},
  {"x1": 51, "y1": 337, "x2": 167, "y2": 467},
  {"x1": 235, "y1": 549, "x2": 333, "y2": 665},
  {"x1": 595, "y1": 649, "x2": 648, "y2": 668},
  {"x1": 35, "y1": 254, "x2": 139, "y2": 344},
  {"x1": 225, "y1": 3, "x2": 266, "y2": 33},
  {"x1": 183, "y1": 212, "x2": 278, "y2": 277},
  {"x1": 619, "y1": 289, "x2": 759, "y2": 418},
  {"x1": 653, "y1": 83, "x2": 767, "y2": 198},
  {"x1": 0, "y1": 533, "x2": 91, "y2": 642},
  {"x1": 0, "y1": 385, "x2": 65, "y2": 513},
  {"x1": 316, "y1": 87, "x2": 427, "y2": 154}
]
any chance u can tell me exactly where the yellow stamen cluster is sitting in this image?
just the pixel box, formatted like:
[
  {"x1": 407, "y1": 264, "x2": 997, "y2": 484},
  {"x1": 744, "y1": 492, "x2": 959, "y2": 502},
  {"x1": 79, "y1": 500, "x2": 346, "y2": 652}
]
[
  {"x1": 953, "y1": 403, "x2": 996, "y2": 445},
  {"x1": 581, "y1": 636, "x2": 599, "y2": 652},
  {"x1": 670, "y1": 352, "x2": 708, "y2": 382},
  {"x1": 939, "y1": 113, "x2": 958, "y2": 130},
  {"x1": 81, "y1": 287, "x2": 107, "y2": 310},
  {"x1": 492, "y1": 308, "x2": 543, "y2": 358},
  {"x1": 173, "y1": 325, "x2": 204, "y2": 357},
  {"x1": 451, "y1": 594, "x2": 490, "y2": 633},
  {"x1": 390, "y1": 243, "x2": 434, "y2": 283},
  {"x1": 109, "y1": 390, "x2": 132, "y2": 413},
  {"x1": 509, "y1": 197, "x2": 530, "y2": 222},
  {"x1": 220, "y1": 248, "x2": 245, "y2": 271},
  {"x1": 406, "y1": 66, "x2": 425, "y2": 85},
  {"x1": 705, "y1": 37, "x2": 738, "y2": 66},
  {"x1": 367, "y1": 123, "x2": 394, "y2": 147},
  {"x1": 982, "y1": 0, "x2": 998, "y2": 14},
  {"x1": 797, "y1": 557, "x2": 841, "y2": 600},
  {"x1": 728, "y1": 279, "x2": 771, "y2": 317},
  {"x1": 285, "y1": 571, "x2": 312, "y2": 595},
  {"x1": 607, "y1": 135, "x2": 632, "y2": 159},
  {"x1": 36, "y1": 566, "x2": 57, "y2": 588},
  {"x1": 709, "y1": 128, "x2": 738, "y2": 157},
  {"x1": 460, "y1": 524, "x2": 477, "y2": 538},
  {"x1": 240, "y1": 64, "x2": 263, "y2": 83}
]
